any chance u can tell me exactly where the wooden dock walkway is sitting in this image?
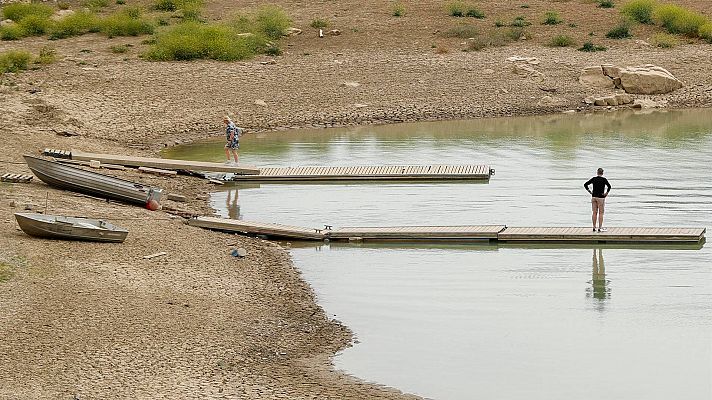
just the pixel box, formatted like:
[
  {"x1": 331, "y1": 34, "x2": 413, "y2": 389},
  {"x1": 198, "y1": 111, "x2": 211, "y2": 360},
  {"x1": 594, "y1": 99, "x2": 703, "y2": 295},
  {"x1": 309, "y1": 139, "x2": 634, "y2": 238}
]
[
  {"x1": 230, "y1": 164, "x2": 493, "y2": 182},
  {"x1": 187, "y1": 217, "x2": 326, "y2": 240},
  {"x1": 71, "y1": 150, "x2": 260, "y2": 174},
  {"x1": 329, "y1": 225, "x2": 505, "y2": 240},
  {"x1": 188, "y1": 218, "x2": 705, "y2": 245},
  {"x1": 497, "y1": 227, "x2": 706, "y2": 243}
]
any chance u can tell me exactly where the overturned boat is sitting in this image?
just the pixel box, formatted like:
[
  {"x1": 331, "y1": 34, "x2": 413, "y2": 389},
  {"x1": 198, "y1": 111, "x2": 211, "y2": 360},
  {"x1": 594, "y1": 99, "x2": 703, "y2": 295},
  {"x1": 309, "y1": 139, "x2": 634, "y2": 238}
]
[
  {"x1": 15, "y1": 213, "x2": 129, "y2": 243},
  {"x1": 24, "y1": 155, "x2": 162, "y2": 210}
]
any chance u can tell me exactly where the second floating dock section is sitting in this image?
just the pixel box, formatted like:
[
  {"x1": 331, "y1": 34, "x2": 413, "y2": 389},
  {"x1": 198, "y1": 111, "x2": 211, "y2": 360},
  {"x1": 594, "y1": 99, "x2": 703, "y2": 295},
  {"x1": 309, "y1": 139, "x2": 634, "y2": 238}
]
[{"x1": 188, "y1": 217, "x2": 706, "y2": 245}]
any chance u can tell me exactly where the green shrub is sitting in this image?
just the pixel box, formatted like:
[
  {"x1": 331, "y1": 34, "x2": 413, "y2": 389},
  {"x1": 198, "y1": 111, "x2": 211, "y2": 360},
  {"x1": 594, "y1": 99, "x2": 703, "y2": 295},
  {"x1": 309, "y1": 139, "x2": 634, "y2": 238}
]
[
  {"x1": 606, "y1": 21, "x2": 631, "y2": 38},
  {"x1": 110, "y1": 44, "x2": 130, "y2": 53},
  {"x1": 58, "y1": 2, "x2": 71, "y2": 11},
  {"x1": 621, "y1": 0, "x2": 656, "y2": 24},
  {"x1": 143, "y1": 21, "x2": 268, "y2": 61},
  {"x1": 154, "y1": 0, "x2": 177, "y2": 11},
  {"x1": 549, "y1": 34, "x2": 575, "y2": 46},
  {"x1": 117, "y1": 0, "x2": 126, "y2": 4},
  {"x1": 506, "y1": 26, "x2": 529, "y2": 40},
  {"x1": 578, "y1": 41, "x2": 607, "y2": 51},
  {"x1": 699, "y1": 23, "x2": 712, "y2": 43},
  {"x1": 0, "y1": 50, "x2": 32, "y2": 73},
  {"x1": 654, "y1": 4, "x2": 707, "y2": 36},
  {"x1": 598, "y1": 0, "x2": 615, "y2": 8},
  {"x1": 447, "y1": 1, "x2": 465, "y2": 17},
  {"x1": 18, "y1": 14, "x2": 52, "y2": 36},
  {"x1": 1, "y1": 3, "x2": 53, "y2": 22},
  {"x1": 101, "y1": 8, "x2": 155, "y2": 38},
  {"x1": 511, "y1": 16, "x2": 531, "y2": 27},
  {"x1": 392, "y1": 3, "x2": 405, "y2": 17},
  {"x1": 36, "y1": 46, "x2": 57, "y2": 64},
  {"x1": 543, "y1": 11, "x2": 562, "y2": 25},
  {"x1": 465, "y1": 8, "x2": 485, "y2": 18},
  {"x1": 254, "y1": 5, "x2": 290, "y2": 39},
  {"x1": 153, "y1": 0, "x2": 202, "y2": 13},
  {"x1": 494, "y1": 20, "x2": 505, "y2": 27},
  {"x1": 310, "y1": 18, "x2": 329, "y2": 29},
  {"x1": 444, "y1": 24, "x2": 478, "y2": 38},
  {"x1": 49, "y1": 11, "x2": 101, "y2": 39},
  {"x1": 649, "y1": 32, "x2": 678, "y2": 47},
  {"x1": 265, "y1": 44, "x2": 282, "y2": 56},
  {"x1": 0, "y1": 24, "x2": 25, "y2": 40}
]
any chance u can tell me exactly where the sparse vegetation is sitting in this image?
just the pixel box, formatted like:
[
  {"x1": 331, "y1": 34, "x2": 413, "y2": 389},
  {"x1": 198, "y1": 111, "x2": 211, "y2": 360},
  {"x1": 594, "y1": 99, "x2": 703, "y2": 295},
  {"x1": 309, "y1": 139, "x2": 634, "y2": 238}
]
[
  {"x1": 621, "y1": 0, "x2": 656, "y2": 24},
  {"x1": 1, "y1": 3, "x2": 53, "y2": 22},
  {"x1": 116, "y1": 0, "x2": 126, "y2": 4},
  {"x1": 18, "y1": 14, "x2": 53, "y2": 36},
  {"x1": 465, "y1": 7, "x2": 485, "y2": 19},
  {"x1": 598, "y1": 0, "x2": 615, "y2": 8},
  {"x1": 310, "y1": 18, "x2": 329, "y2": 29},
  {"x1": 101, "y1": 8, "x2": 155, "y2": 38},
  {"x1": 0, "y1": 50, "x2": 32, "y2": 73},
  {"x1": 58, "y1": 2, "x2": 71, "y2": 11},
  {"x1": 549, "y1": 34, "x2": 575, "y2": 46},
  {"x1": 654, "y1": 3, "x2": 707, "y2": 36},
  {"x1": 444, "y1": 24, "x2": 478, "y2": 38},
  {"x1": 506, "y1": 26, "x2": 529, "y2": 40},
  {"x1": 49, "y1": 11, "x2": 101, "y2": 39},
  {"x1": 467, "y1": 30, "x2": 512, "y2": 51},
  {"x1": 494, "y1": 20, "x2": 505, "y2": 27},
  {"x1": 0, "y1": 24, "x2": 24, "y2": 41},
  {"x1": 578, "y1": 41, "x2": 607, "y2": 51},
  {"x1": 511, "y1": 16, "x2": 531, "y2": 27},
  {"x1": 392, "y1": 3, "x2": 405, "y2": 17},
  {"x1": 144, "y1": 22, "x2": 269, "y2": 61},
  {"x1": 36, "y1": 46, "x2": 57, "y2": 64},
  {"x1": 85, "y1": 0, "x2": 110, "y2": 9},
  {"x1": 700, "y1": 23, "x2": 712, "y2": 43},
  {"x1": 110, "y1": 44, "x2": 130, "y2": 53},
  {"x1": 447, "y1": 1, "x2": 465, "y2": 17},
  {"x1": 253, "y1": 5, "x2": 291, "y2": 39},
  {"x1": 606, "y1": 21, "x2": 632, "y2": 38},
  {"x1": 543, "y1": 11, "x2": 562, "y2": 25},
  {"x1": 650, "y1": 32, "x2": 678, "y2": 47},
  {"x1": 0, "y1": 261, "x2": 13, "y2": 282}
]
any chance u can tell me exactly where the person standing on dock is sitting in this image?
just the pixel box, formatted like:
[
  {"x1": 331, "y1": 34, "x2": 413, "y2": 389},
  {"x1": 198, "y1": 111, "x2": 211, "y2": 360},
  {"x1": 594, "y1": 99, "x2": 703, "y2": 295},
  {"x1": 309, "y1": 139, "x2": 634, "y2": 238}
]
[
  {"x1": 224, "y1": 116, "x2": 242, "y2": 165},
  {"x1": 584, "y1": 168, "x2": 611, "y2": 232}
]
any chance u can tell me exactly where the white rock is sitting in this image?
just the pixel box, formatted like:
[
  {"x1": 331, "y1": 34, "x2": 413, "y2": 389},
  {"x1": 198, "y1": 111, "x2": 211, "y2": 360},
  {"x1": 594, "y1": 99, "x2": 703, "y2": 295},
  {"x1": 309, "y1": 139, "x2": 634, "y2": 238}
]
[
  {"x1": 603, "y1": 96, "x2": 618, "y2": 106},
  {"x1": 254, "y1": 99, "x2": 267, "y2": 107},
  {"x1": 579, "y1": 66, "x2": 615, "y2": 89},
  {"x1": 328, "y1": 29, "x2": 341, "y2": 36},
  {"x1": 354, "y1": 103, "x2": 368, "y2": 108},
  {"x1": 1, "y1": 19, "x2": 14, "y2": 27},
  {"x1": 342, "y1": 81, "x2": 360, "y2": 88},
  {"x1": 614, "y1": 93, "x2": 634, "y2": 105},
  {"x1": 619, "y1": 65, "x2": 683, "y2": 94},
  {"x1": 601, "y1": 64, "x2": 622, "y2": 79},
  {"x1": 537, "y1": 96, "x2": 568, "y2": 107},
  {"x1": 51, "y1": 9, "x2": 75, "y2": 21},
  {"x1": 283, "y1": 27, "x2": 302, "y2": 36}
]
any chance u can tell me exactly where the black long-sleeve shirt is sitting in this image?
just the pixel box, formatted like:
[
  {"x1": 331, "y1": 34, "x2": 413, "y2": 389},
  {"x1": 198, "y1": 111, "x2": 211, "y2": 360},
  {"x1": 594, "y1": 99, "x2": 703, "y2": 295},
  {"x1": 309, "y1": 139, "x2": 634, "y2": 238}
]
[{"x1": 584, "y1": 176, "x2": 611, "y2": 198}]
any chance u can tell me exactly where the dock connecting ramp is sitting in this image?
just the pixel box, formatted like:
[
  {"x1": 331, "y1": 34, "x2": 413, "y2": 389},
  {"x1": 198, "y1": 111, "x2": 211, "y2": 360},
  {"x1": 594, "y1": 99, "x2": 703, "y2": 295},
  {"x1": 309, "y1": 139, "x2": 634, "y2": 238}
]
[
  {"x1": 71, "y1": 150, "x2": 260, "y2": 174},
  {"x1": 188, "y1": 217, "x2": 706, "y2": 245},
  {"x1": 230, "y1": 165, "x2": 493, "y2": 182}
]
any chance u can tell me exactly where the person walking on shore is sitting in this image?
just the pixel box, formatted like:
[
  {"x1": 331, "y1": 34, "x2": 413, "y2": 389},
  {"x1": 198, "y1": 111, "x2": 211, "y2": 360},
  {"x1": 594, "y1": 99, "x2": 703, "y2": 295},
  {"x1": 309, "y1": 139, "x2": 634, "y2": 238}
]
[
  {"x1": 584, "y1": 168, "x2": 611, "y2": 232},
  {"x1": 224, "y1": 116, "x2": 242, "y2": 165}
]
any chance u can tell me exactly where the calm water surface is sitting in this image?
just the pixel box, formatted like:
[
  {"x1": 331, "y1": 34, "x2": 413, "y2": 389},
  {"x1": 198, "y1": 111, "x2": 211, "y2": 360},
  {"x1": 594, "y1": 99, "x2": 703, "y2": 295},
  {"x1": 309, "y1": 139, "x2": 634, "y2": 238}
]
[{"x1": 167, "y1": 109, "x2": 712, "y2": 400}]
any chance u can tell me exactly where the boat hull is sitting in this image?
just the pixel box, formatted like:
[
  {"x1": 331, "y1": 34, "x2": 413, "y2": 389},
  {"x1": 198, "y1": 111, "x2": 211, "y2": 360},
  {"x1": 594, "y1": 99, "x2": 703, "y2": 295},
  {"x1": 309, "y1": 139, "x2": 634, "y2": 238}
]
[
  {"x1": 24, "y1": 155, "x2": 162, "y2": 207},
  {"x1": 15, "y1": 213, "x2": 129, "y2": 243}
]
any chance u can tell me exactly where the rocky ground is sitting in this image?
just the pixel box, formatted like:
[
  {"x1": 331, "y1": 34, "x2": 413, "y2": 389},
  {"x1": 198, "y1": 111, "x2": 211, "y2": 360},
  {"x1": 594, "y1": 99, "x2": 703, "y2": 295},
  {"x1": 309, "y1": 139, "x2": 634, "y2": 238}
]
[{"x1": 1, "y1": 0, "x2": 712, "y2": 399}]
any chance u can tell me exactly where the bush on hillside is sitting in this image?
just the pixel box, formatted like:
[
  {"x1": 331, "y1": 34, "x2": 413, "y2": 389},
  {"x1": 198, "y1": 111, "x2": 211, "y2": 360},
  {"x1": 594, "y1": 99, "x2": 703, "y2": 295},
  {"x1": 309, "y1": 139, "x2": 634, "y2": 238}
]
[
  {"x1": 254, "y1": 5, "x2": 291, "y2": 39},
  {"x1": 606, "y1": 21, "x2": 632, "y2": 38},
  {"x1": 447, "y1": 1, "x2": 465, "y2": 17},
  {"x1": 465, "y1": 7, "x2": 485, "y2": 19},
  {"x1": 444, "y1": 24, "x2": 478, "y2": 38},
  {"x1": 49, "y1": 11, "x2": 101, "y2": 39},
  {"x1": 0, "y1": 50, "x2": 32, "y2": 73},
  {"x1": 1, "y1": 3, "x2": 53, "y2": 22},
  {"x1": 549, "y1": 34, "x2": 575, "y2": 47},
  {"x1": 699, "y1": 23, "x2": 712, "y2": 43},
  {"x1": 543, "y1": 11, "x2": 562, "y2": 25},
  {"x1": 654, "y1": 4, "x2": 706, "y2": 36},
  {"x1": 18, "y1": 14, "x2": 52, "y2": 36},
  {"x1": 649, "y1": 32, "x2": 678, "y2": 47},
  {"x1": 578, "y1": 41, "x2": 607, "y2": 51},
  {"x1": 621, "y1": 0, "x2": 656, "y2": 24},
  {"x1": 101, "y1": 7, "x2": 155, "y2": 38},
  {"x1": 0, "y1": 24, "x2": 24, "y2": 40}
]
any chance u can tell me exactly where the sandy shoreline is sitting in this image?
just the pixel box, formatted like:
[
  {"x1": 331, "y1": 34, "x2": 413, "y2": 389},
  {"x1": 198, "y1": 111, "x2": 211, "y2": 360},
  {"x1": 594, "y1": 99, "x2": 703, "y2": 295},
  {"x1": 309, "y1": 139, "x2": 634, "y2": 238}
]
[{"x1": 2, "y1": 5, "x2": 712, "y2": 396}]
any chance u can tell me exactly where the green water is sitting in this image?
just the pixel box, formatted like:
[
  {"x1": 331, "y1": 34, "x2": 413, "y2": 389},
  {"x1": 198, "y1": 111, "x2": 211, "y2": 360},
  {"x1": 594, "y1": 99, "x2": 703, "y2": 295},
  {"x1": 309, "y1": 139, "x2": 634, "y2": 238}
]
[{"x1": 166, "y1": 109, "x2": 711, "y2": 400}]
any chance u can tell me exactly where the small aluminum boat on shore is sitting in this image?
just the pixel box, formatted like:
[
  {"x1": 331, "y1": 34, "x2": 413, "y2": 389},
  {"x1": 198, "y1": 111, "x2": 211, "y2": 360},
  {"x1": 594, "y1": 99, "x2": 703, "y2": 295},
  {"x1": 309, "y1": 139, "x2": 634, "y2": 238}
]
[
  {"x1": 24, "y1": 155, "x2": 162, "y2": 209},
  {"x1": 15, "y1": 213, "x2": 129, "y2": 243}
]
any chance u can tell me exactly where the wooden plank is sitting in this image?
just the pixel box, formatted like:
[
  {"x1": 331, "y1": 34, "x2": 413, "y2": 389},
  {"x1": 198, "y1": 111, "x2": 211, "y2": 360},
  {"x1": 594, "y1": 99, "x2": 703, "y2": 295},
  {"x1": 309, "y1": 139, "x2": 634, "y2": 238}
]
[
  {"x1": 329, "y1": 225, "x2": 506, "y2": 240},
  {"x1": 188, "y1": 217, "x2": 325, "y2": 240},
  {"x1": 72, "y1": 149, "x2": 260, "y2": 174},
  {"x1": 498, "y1": 227, "x2": 706, "y2": 243}
]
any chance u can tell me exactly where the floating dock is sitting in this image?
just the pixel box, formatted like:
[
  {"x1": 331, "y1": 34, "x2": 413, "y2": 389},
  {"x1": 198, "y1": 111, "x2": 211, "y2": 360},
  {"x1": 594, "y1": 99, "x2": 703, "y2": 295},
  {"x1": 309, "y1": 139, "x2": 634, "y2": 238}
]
[
  {"x1": 188, "y1": 217, "x2": 706, "y2": 245},
  {"x1": 230, "y1": 165, "x2": 494, "y2": 182},
  {"x1": 71, "y1": 150, "x2": 260, "y2": 174}
]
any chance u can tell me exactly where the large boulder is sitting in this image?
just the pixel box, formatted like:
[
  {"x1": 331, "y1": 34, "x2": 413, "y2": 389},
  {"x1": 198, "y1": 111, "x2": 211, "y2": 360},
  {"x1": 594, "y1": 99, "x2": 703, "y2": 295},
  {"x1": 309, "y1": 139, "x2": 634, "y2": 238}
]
[
  {"x1": 619, "y1": 65, "x2": 682, "y2": 94},
  {"x1": 579, "y1": 66, "x2": 615, "y2": 89}
]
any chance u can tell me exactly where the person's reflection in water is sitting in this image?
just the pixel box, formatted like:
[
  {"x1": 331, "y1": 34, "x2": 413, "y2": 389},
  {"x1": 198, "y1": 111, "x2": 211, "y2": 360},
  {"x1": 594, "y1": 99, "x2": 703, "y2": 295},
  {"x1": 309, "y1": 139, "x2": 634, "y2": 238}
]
[
  {"x1": 586, "y1": 248, "x2": 610, "y2": 310},
  {"x1": 226, "y1": 188, "x2": 241, "y2": 220}
]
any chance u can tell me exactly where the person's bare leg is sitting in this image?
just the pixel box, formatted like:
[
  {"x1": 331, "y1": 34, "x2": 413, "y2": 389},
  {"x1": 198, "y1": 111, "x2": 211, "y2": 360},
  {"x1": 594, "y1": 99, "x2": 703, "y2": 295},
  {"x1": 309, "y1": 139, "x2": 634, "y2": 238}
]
[
  {"x1": 224, "y1": 147, "x2": 230, "y2": 162},
  {"x1": 232, "y1": 149, "x2": 239, "y2": 163},
  {"x1": 591, "y1": 201, "x2": 598, "y2": 230},
  {"x1": 598, "y1": 208, "x2": 604, "y2": 230}
]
